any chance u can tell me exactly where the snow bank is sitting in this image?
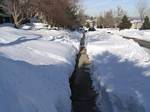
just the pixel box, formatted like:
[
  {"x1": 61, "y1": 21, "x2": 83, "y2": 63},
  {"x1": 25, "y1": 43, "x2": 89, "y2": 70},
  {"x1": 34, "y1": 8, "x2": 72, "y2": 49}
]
[
  {"x1": 21, "y1": 24, "x2": 32, "y2": 30},
  {"x1": 118, "y1": 29, "x2": 150, "y2": 42},
  {"x1": 0, "y1": 26, "x2": 81, "y2": 112},
  {"x1": 87, "y1": 30, "x2": 150, "y2": 112},
  {"x1": 32, "y1": 23, "x2": 48, "y2": 30},
  {"x1": 97, "y1": 28, "x2": 150, "y2": 42}
]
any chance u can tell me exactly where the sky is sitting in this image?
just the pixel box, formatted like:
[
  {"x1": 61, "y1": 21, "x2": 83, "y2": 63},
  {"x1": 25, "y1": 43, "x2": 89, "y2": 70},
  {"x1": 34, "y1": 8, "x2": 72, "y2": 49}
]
[{"x1": 81, "y1": 0, "x2": 150, "y2": 17}]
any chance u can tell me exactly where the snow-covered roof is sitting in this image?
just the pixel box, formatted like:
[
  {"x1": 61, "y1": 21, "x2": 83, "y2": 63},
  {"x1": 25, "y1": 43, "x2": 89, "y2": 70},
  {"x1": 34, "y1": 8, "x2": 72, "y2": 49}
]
[
  {"x1": 131, "y1": 19, "x2": 143, "y2": 23},
  {"x1": 130, "y1": 17, "x2": 143, "y2": 23}
]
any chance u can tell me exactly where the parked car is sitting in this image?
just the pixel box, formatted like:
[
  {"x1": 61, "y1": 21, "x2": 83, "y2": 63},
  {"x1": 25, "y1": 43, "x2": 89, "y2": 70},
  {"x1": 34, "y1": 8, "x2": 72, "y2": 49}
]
[
  {"x1": 88, "y1": 27, "x2": 96, "y2": 31},
  {"x1": 78, "y1": 27, "x2": 86, "y2": 33}
]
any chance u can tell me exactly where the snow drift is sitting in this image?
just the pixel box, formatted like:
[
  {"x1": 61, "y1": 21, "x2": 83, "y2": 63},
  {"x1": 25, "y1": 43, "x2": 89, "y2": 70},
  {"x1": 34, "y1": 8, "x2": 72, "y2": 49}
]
[
  {"x1": 87, "y1": 30, "x2": 150, "y2": 112},
  {"x1": 0, "y1": 25, "x2": 81, "y2": 112}
]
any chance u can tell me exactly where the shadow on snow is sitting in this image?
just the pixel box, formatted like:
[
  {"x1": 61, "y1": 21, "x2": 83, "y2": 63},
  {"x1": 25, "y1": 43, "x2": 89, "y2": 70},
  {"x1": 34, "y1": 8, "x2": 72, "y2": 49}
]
[
  {"x1": 0, "y1": 35, "x2": 42, "y2": 47},
  {"x1": 91, "y1": 52, "x2": 150, "y2": 112},
  {"x1": 0, "y1": 54, "x2": 71, "y2": 112}
]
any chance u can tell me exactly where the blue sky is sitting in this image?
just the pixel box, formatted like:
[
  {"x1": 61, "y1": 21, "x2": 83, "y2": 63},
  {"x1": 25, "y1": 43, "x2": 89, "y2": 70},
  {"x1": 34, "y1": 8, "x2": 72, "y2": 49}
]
[{"x1": 82, "y1": 0, "x2": 150, "y2": 17}]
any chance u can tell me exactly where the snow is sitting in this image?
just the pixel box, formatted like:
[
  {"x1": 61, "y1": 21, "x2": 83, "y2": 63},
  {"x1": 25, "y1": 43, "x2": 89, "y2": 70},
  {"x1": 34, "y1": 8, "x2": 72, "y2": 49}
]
[
  {"x1": 21, "y1": 24, "x2": 32, "y2": 30},
  {"x1": 118, "y1": 29, "x2": 150, "y2": 42},
  {"x1": 131, "y1": 19, "x2": 143, "y2": 23},
  {"x1": 32, "y1": 23, "x2": 48, "y2": 30},
  {"x1": 103, "y1": 28, "x2": 150, "y2": 42},
  {"x1": 87, "y1": 30, "x2": 150, "y2": 112},
  {"x1": 1, "y1": 23, "x2": 150, "y2": 112},
  {"x1": 0, "y1": 25, "x2": 81, "y2": 112}
]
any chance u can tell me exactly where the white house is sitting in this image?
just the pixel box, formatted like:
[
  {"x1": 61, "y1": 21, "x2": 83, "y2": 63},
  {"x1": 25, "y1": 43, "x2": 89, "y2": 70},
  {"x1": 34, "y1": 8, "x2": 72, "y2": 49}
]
[
  {"x1": 130, "y1": 18, "x2": 143, "y2": 29},
  {"x1": 85, "y1": 17, "x2": 97, "y2": 28}
]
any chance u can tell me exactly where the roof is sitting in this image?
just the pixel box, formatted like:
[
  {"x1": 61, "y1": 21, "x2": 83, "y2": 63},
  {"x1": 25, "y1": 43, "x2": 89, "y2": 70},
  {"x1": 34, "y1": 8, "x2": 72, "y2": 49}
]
[
  {"x1": 131, "y1": 19, "x2": 143, "y2": 23},
  {"x1": 130, "y1": 17, "x2": 143, "y2": 23}
]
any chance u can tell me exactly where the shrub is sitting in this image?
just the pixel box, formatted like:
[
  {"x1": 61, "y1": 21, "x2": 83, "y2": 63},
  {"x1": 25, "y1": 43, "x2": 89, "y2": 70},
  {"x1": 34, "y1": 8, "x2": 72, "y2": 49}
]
[
  {"x1": 85, "y1": 22, "x2": 90, "y2": 28},
  {"x1": 141, "y1": 16, "x2": 150, "y2": 30}
]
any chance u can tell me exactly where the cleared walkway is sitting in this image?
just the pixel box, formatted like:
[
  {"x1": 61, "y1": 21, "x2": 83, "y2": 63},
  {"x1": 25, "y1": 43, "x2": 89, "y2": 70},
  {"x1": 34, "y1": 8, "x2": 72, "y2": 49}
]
[{"x1": 70, "y1": 33, "x2": 97, "y2": 112}]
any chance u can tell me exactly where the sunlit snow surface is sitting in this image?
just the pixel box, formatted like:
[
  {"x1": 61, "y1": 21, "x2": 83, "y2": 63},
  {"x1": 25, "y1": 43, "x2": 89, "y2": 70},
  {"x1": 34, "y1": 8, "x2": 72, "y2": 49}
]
[
  {"x1": 87, "y1": 30, "x2": 150, "y2": 112},
  {"x1": 105, "y1": 28, "x2": 150, "y2": 42},
  {"x1": 0, "y1": 24, "x2": 81, "y2": 112},
  {"x1": 1, "y1": 24, "x2": 150, "y2": 112}
]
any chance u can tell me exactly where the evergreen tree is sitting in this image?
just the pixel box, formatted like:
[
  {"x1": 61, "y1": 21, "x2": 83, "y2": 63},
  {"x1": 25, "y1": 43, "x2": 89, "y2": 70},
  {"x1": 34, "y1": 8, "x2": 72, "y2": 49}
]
[
  {"x1": 85, "y1": 22, "x2": 90, "y2": 28},
  {"x1": 0, "y1": 0, "x2": 3, "y2": 4},
  {"x1": 65, "y1": 6, "x2": 77, "y2": 26},
  {"x1": 141, "y1": 16, "x2": 150, "y2": 30},
  {"x1": 118, "y1": 15, "x2": 132, "y2": 30}
]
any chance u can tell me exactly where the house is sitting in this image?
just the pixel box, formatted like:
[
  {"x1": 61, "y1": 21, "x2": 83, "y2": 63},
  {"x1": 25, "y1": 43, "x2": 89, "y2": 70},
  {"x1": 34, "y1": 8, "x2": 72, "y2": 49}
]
[
  {"x1": 85, "y1": 16, "x2": 97, "y2": 28},
  {"x1": 0, "y1": 9, "x2": 12, "y2": 24},
  {"x1": 130, "y1": 18, "x2": 143, "y2": 29}
]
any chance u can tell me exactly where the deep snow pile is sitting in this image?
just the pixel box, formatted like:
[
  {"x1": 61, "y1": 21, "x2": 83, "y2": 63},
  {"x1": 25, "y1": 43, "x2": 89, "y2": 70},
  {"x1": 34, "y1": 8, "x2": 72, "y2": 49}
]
[
  {"x1": 87, "y1": 30, "x2": 150, "y2": 112},
  {"x1": 112, "y1": 29, "x2": 150, "y2": 42},
  {"x1": 120, "y1": 29, "x2": 150, "y2": 41},
  {"x1": 0, "y1": 25, "x2": 81, "y2": 112}
]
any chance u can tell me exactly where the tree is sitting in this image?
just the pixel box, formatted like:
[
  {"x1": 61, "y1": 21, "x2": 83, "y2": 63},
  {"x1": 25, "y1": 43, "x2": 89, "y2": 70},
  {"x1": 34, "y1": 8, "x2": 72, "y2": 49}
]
[
  {"x1": 136, "y1": 0, "x2": 147, "y2": 21},
  {"x1": 1, "y1": 0, "x2": 35, "y2": 28},
  {"x1": 85, "y1": 22, "x2": 90, "y2": 28},
  {"x1": 0, "y1": 0, "x2": 80, "y2": 28},
  {"x1": 37, "y1": 0, "x2": 79, "y2": 28},
  {"x1": 145, "y1": 8, "x2": 150, "y2": 18},
  {"x1": 115, "y1": 6, "x2": 126, "y2": 27},
  {"x1": 141, "y1": 16, "x2": 150, "y2": 29},
  {"x1": 97, "y1": 15, "x2": 104, "y2": 28},
  {"x1": 65, "y1": 6, "x2": 78, "y2": 26},
  {"x1": 77, "y1": 8, "x2": 86, "y2": 26},
  {"x1": 103, "y1": 10, "x2": 115, "y2": 28},
  {"x1": 0, "y1": 0, "x2": 3, "y2": 4},
  {"x1": 118, "y1": 15, "x2": 132, "y2": 30}
]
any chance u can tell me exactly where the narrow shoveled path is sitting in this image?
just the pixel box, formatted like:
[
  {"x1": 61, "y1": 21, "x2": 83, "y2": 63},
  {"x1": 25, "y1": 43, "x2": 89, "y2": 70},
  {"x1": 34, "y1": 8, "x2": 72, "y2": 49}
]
[{"x1": 70, "y1": 33, "x2": 97, "y2": 112}]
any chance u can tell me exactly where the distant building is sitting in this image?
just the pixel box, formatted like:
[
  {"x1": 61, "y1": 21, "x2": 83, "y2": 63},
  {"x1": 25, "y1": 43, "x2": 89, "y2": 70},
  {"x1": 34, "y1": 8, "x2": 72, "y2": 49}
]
[
  {"x1": 130, "y1": 18, "x2": 143, "y2": 29},
  {"x1": 85, "y1": 17, "x2": 97, "y2": 28}
]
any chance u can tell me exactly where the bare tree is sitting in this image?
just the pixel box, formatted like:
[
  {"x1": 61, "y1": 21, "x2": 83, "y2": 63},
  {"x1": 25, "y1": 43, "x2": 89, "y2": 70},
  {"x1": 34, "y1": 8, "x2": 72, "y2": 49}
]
[
  {"x1": 136, "y1": 0, "x2": 147, "y2": 20},
  {"x1": 115, "y1": 6, "x2": 126, "y2": 27},
  {"x1": 103, "y1": 10, "x2": 115, "y2": 28},
  {"x1": 77, "y1": 8, "x2": 86, "y2": 26},
  {"x1": 97, "y1": 6, "x2": 127, "y2": 28},
  {"x1": 35, "y1": 0, "x2": 79, "y2": 27},
  {"x1": 1, "y1": 0, "x2": 35, "y2": 28},
  {"x1": 97, "y1": 15, "x2": 104, "y2": 28},
  {"x1": 1, "y1": 0, "x2": 79, "y2": 28}
]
